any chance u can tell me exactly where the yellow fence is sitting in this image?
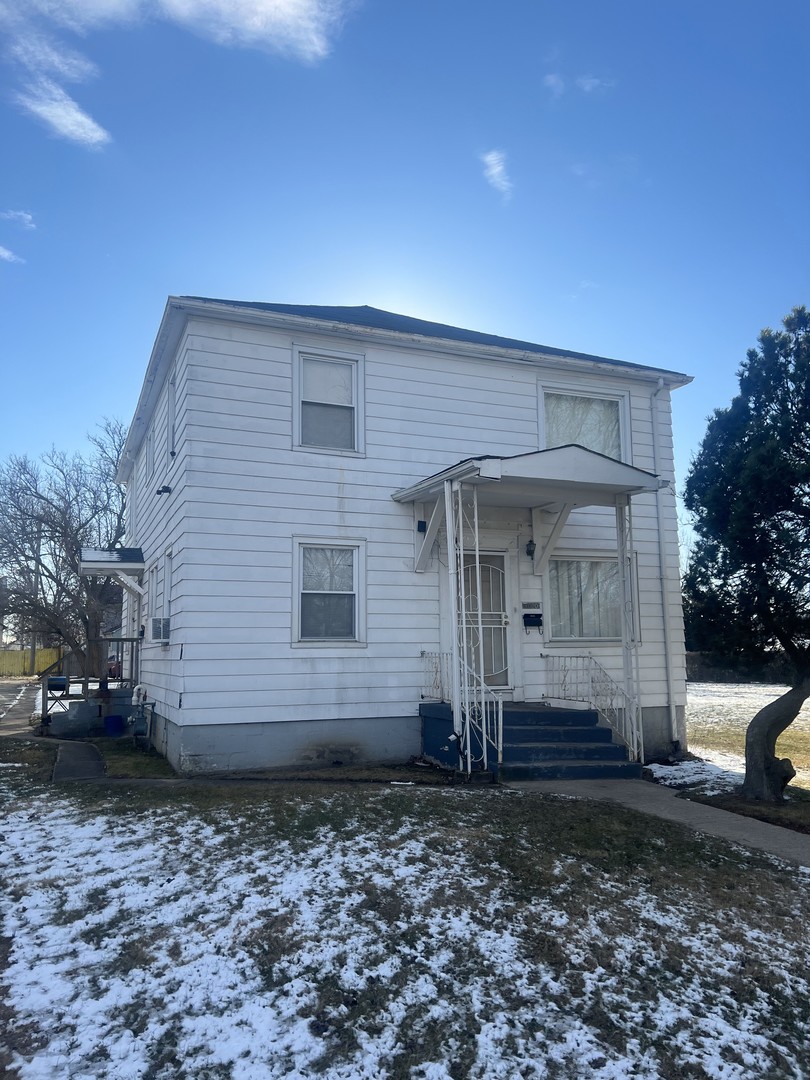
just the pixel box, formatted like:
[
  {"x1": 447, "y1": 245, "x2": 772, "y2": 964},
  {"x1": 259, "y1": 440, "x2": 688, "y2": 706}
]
[{"x1": 0, "y1": 648, "x2": 62, "y2": 677}]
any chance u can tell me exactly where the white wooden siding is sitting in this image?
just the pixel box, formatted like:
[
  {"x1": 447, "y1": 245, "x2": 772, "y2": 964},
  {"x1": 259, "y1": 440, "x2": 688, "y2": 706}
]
[{"x1": 128, "y1": 314, "x2": 686, "y2": 731}]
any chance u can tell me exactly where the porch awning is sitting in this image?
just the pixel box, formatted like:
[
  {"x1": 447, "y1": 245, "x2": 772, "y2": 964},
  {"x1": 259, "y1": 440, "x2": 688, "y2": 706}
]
[
  {"x1": 79, "y1": 547, "x2": 145, "y2": 574},
  {"x1": 391, "y1": 446, "x2": 663, "y2": 510},
  {"x1": 79, "y1": 547, "x2": 146, "y2": 598}
]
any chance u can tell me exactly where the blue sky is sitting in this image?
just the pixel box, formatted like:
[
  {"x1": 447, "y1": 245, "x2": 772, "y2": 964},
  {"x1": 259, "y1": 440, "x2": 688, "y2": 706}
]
[{"x1": 2, "y1": 0, "x2": 809, "y2": 494}]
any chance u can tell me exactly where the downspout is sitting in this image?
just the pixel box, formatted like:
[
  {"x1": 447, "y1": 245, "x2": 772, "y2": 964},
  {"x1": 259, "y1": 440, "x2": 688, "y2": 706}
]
[{"x1": 650, "y1": 378, "x2": 680, "y2": 748}]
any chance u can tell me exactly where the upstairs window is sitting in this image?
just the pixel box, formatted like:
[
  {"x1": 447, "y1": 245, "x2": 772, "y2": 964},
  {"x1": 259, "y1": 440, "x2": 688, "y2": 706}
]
[
  {"x1": 294, "y1": 348, "x2": 364, "y2": 454},
  {"x1": 544, "y1": 391, "x2": 622, "y2": 460}
]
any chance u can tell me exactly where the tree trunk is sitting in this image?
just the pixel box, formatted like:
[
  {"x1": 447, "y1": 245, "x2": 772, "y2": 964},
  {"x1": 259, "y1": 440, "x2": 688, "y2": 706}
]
[{"x1": 741, "y1": 678, "x2": 810, "y2": 802}]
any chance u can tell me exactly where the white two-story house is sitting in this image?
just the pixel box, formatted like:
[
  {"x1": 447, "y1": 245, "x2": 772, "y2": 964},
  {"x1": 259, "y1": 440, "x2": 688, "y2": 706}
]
[{"x1": 96, "y1": 297, "x2": 691, "y2": 776}]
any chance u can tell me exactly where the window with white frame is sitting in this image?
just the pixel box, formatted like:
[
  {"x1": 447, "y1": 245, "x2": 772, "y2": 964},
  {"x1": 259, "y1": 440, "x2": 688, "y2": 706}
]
[
  {"x1": 294, "y1": 348, "x2": 364, "y2": 453},
  {"x1": 295, "y1": 541, "x2": 365, "y2": 642},
  {"x1": 544, "y1": 391, "x2": 622, "y2": 460},
  {"x1": 548, "y1": 558, "x2": 621, "y2": 639}
]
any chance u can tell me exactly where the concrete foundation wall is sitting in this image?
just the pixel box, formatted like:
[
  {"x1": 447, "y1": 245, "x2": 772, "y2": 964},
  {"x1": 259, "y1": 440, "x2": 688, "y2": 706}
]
[
  {"x1": 642, "y1": 704, "x2": 686, "y2": 762},
  {"x1": 153, "y1": 714, "x2": 422, "y2": 775}
]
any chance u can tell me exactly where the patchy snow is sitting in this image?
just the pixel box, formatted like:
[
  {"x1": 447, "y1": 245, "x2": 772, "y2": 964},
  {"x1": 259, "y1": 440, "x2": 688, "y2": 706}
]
[
  {"x1": 647, "y1": 748, "x2": 746, "y2": 796},
  {"x1": 2, "y1": 769, "x2": 810, "y2": 1080}
]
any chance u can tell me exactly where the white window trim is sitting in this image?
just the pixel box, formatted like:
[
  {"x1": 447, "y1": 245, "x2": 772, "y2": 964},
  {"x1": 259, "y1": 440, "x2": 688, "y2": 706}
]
[
  {"x1": 544, "y1": 552, "x2": 622, "y2": 645},
  {"x1": 147, "y1": 564, "x2": 158, "y2": 640},
  {"x1": 538, "y1": 381, "x2": 630, "y2": 463},
  {"x1": 291, "y1": 537, "x2": 367, "y2": 647},
  {"x1": 292, "y1": 345, "x2": 366, "y2": 456}
]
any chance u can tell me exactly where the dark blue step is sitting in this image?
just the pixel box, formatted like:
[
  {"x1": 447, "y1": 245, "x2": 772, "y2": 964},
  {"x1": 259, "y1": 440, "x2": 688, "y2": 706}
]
[
  {"x1": 503, "y1": 724, "x2": 614, "y2": 744},
  {"x1": 503, "y1": 741, "x2": 629, "y2": 763},
  {"x1": 498, "y1": 759, "x2": 643, "y2": 781},
  {"x1": 501, "y1": 705, "x2": 599, "y2": 726}
]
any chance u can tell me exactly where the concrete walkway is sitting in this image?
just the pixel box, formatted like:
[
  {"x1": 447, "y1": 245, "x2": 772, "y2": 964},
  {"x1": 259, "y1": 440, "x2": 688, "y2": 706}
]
[
  {"x1": 0, "y1": 678, "x2": 105, "y2": 780},
  {"x1": 506, "y1": 778, "x2": 810, "y2": 868}
]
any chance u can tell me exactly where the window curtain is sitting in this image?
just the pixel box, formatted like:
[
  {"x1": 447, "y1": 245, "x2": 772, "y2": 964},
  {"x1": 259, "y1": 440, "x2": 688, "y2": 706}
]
[
  {"x1": 549, "y1": 560, "x2": 621, "y2": 638},
  {"x1": 545, "y1": 393, "x2": 621, "y2": 459}
]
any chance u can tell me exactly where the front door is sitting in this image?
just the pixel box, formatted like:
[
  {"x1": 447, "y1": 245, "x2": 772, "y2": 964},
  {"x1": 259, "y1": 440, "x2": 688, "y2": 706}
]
[{"x1": 462, "y1": 554, "x2": 509, "y2": 687}]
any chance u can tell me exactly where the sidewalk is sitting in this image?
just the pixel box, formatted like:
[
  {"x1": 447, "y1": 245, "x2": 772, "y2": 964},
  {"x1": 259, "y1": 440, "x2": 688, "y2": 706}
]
[
  {"x1": 0, "y1": 679, "x2": 39, "y2": 737},
  {"x1": 505, "y1": 777, "x2": 810, "y2": 869},
  {"x1": 0, "y1": 678, "x2": 105, "y2": 780}
]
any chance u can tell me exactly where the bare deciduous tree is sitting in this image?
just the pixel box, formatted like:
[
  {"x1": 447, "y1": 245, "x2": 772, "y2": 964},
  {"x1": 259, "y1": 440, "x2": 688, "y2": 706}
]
[{"x1": 0, "y1": 419, "x2": 127, "y2": 675}]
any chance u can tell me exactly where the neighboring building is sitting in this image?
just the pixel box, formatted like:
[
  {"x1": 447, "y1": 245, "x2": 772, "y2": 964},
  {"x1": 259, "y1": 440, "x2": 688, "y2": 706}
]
[{"x1": 88, "y1": 297, "x2": 691, "y2": 775}]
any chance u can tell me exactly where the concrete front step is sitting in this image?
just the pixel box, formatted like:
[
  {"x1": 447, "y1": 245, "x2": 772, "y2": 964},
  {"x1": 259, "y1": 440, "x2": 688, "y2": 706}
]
[
  {"x1": 503, "y1": 723, "x2": 614, "y2": 744},
  {"x1": 498, "y1": 759, "x2": 643, "y2": 781},
  {"x1": 503, "y1": 740, "x2": 629, "y2": 763}
]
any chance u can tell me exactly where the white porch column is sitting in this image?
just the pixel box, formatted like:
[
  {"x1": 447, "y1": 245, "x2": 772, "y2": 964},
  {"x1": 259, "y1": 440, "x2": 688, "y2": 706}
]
[
  {"x1": 615, "y1": 494, "x2": 643, "y2": 760},
  {"x1": 444, "y1": 480, "x2": 464, "y2": 754}
]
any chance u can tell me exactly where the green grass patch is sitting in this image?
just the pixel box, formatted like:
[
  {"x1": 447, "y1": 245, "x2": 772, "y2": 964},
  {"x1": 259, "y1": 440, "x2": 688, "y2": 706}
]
[
  {"x1": 689, "y1": 720, "x2": 810, "y2": 778},
  {"x1": 86, "y1": 737, "x2": 178, "y2": 779}
]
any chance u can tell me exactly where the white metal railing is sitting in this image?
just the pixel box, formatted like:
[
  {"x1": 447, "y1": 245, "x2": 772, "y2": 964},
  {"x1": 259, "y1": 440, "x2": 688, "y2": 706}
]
[
  {"x1": 459, "y1": 662, "x2": 503, "y2": 772},
  {"x1": 542, "y1": 652, "x2": 643, "y2": 761},
  {"x1": 421, "y1": 650, "x2": 452, "y2": 701},
  {"x1": 421, "y1": 649, "x2": 503, "y2": 773}
]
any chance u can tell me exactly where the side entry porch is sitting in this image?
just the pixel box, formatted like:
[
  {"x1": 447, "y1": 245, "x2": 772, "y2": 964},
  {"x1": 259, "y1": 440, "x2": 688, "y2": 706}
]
[{"x1": 393, "y1": 447, "x2": 664, "y2": 778}]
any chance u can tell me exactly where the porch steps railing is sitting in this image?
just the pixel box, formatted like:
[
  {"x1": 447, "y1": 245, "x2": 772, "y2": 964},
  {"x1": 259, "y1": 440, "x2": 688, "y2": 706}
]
[
  {"x1": 38, "y1": 638, "x2": 141, "y2": 732},
  {"x1": 421, "y1": 650, "x2": 503, "y2": 773},
  {"x1": 541, "y1": 652, "x2": 643, "y2": 762},
  {"x1": 421, "y1": 650, "x2": 642, "y2": 771},
  {"x1": 459, "y1": 663, "x2": 503, "y2": 773}
]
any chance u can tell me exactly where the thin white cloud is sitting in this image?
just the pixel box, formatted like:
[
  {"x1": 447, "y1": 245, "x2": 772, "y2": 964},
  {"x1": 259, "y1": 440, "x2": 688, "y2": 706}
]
[
  {"x1": 15, "y1": 78, "x2": 111, "y2": 146},
  {"x1": 0, "y1": 245, "x2": 24, "y2": 263},
  {"x1": 576, "y1": 75, "x2": 614, "y2": 93},
  {"x1": 481, "y1": 149, "x2": 513, "y2": 200},
  {"x1": 543, "y1": 73, "x2": 565, "y2": 98},
  {"x1": 10, "y1": 31, "x2": 99, "y2": 80},
  {"x1": 13, "y1": 0, "x2": 345, "y2": 60},
  {"x1": 2, "y1": 0, "x2": 350, "y2": 147},
  {"x1": 1, "y1": 210, "x2": 36, "y2": 229}
]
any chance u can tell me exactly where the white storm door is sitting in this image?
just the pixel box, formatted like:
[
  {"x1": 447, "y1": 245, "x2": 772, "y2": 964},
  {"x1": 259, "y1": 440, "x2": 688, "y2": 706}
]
[{"x1": 462, "y1": 554, "x2": 509, "y2": 687}]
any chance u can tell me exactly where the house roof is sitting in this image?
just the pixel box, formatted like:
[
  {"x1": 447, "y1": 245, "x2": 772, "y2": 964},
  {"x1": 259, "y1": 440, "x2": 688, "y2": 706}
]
[{"x1": 181, "y1": 298, "x2": 692, "y2": 381}]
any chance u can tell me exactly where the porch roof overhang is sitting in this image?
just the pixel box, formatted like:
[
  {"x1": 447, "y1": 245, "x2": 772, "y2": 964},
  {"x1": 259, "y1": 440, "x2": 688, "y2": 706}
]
[
  {"x1": 391, "y1": 446, "x2": 664, "y2": 510},
  {"x1": 79, "y1": 548, "x2": 146, "y2": 598}
]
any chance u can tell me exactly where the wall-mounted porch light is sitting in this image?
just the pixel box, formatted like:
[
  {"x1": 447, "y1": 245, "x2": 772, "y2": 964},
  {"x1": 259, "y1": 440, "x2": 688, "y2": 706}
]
[{"x1": 525, "y1": 539, "x2": 536, "y2": 559}]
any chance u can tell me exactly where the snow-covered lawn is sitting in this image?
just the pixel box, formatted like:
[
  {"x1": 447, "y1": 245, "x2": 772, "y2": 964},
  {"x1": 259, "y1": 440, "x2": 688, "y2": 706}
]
[{"x1": 2, "y1": 748, "x2": 810, "y2": 1079}]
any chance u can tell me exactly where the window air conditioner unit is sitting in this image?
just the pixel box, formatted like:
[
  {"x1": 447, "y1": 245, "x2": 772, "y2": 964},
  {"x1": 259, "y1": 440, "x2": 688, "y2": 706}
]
[{"x1": 151, "y1": 617, "x2": 171, "y2": 643}]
